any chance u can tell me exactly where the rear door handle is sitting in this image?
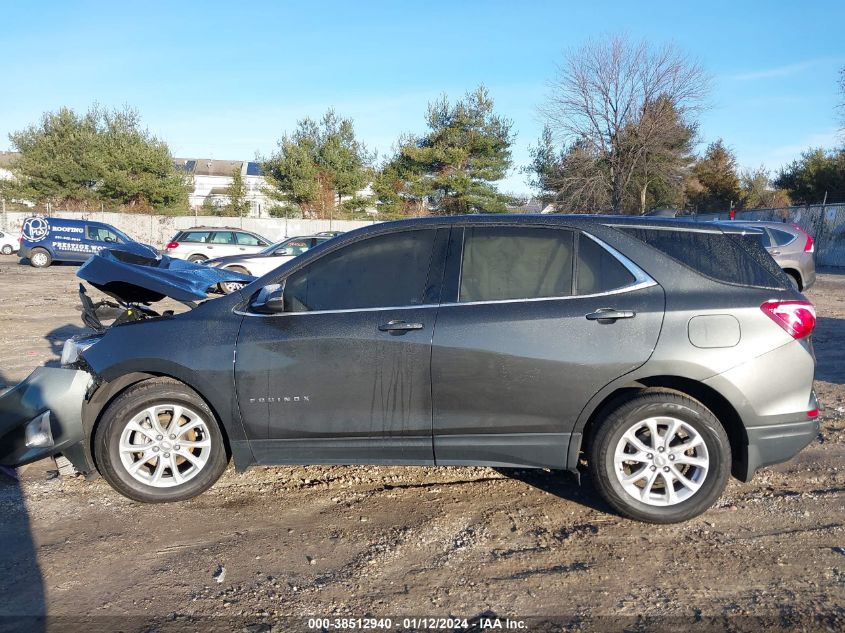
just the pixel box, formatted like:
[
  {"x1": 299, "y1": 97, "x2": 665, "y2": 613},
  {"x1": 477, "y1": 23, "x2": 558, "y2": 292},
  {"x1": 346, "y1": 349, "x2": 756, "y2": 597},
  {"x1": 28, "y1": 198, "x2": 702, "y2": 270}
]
[
  {"x1": 585, "y1": 308, "x2": 636, "y2": 322},
  {"x1": 378, "y1": 320, "x2": 424, "y2": 333}
]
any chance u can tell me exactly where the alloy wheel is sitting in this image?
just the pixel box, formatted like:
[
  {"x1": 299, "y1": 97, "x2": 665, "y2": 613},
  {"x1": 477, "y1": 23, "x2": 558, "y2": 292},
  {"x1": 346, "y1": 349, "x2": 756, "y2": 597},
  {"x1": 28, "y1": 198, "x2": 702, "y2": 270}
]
[
  {"x1": 118, "y1": 404, "x2": 213, "y2": 488},
  {"x1": 613, "y1": 416, "x2": 710, "y2": 507}
]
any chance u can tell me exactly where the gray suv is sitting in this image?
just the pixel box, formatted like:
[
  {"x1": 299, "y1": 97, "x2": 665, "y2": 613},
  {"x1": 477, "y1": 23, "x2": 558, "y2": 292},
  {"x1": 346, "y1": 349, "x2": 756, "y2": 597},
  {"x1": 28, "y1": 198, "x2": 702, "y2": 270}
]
[{"x1": 0, "y1": 216, "x2": 818, "y2": 523}]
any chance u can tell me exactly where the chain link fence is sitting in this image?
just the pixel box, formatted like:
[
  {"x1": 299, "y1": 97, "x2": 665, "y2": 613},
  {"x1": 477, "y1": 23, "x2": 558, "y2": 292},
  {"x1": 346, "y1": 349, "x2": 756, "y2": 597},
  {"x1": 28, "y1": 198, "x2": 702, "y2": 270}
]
[{"x1": 695, "y1": 204, "x2": 845, "y2": 268}]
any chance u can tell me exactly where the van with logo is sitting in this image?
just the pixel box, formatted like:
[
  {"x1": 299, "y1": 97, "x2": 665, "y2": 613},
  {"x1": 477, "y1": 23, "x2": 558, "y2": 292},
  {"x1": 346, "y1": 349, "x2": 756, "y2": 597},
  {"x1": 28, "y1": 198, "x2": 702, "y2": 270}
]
[{"x1": 19, "y1": 217, "x2": 157, "y2": 268}]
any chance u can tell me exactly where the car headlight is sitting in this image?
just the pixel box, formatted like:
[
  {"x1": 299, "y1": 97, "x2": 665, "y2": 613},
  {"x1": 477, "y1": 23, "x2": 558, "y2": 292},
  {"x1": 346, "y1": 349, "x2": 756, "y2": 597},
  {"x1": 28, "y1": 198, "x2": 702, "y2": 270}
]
[{"x1": 60, "y1": 335, "x2": 103, "y2": 367}]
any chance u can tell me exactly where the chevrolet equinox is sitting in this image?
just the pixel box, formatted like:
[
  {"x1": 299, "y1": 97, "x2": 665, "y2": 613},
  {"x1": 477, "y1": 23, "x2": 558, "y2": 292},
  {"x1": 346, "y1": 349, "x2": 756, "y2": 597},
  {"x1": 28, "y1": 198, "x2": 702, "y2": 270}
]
[{"x1": 0, "y1": 215, "x2": 819, "y2": 523}]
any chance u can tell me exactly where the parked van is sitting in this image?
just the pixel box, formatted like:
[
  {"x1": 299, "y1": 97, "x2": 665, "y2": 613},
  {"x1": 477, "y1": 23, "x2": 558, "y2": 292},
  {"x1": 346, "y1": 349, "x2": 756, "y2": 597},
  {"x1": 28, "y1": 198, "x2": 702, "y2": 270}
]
[{"x1": 19, "y1": 217, "x2": 157, "y2": 268}]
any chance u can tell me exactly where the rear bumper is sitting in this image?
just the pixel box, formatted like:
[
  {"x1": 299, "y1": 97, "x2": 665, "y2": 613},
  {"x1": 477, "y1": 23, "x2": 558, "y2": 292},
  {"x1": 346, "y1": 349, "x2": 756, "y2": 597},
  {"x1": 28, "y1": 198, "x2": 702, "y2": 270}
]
[
  {"x1": 739, "y1": 416, "x2": 819, "y2": 481},
  {"x1": 0, "y1": 367, "x2": 95, "y2": 473}
]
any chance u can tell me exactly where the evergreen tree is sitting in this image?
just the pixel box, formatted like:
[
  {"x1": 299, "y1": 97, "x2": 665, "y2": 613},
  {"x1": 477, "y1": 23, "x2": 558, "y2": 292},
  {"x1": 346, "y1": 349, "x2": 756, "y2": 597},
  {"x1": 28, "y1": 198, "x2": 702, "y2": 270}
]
[
  {"x1": 1, "y1": 106, "x2": 189, "y2": 212},
  {"x1": 686, "y1": 140, "x2": 741, "y2": 211},
  {"x1": 262, "y1": 110, "x2": 371, "y2": 218},
  {"x1": 774, "y1": 148, "x2": 845, "y2": 204},
  {"x1": 221, "y1": 166, "x2": 250, "y2": 216},
  {"x1": 525, "y1": 125, "x2": 559, "y2": 206},
  {"x1": 386, "y1": 86, "x2": 515, "y2": 215}
]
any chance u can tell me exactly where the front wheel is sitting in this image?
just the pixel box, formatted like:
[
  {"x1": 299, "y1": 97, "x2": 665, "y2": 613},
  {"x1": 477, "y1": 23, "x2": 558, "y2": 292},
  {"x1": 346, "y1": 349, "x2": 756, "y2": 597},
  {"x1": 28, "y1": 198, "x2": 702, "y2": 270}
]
[
  {"x1": 94, "y1": 378, "x2": 229, "y2": 503},
  {"x1": 218, "y1": 266, "x2": 250, "y2": 294},
  {"x1": 1, "y1": 245, "x2": 13, "y2": 255},
  {"x1": 29, "y1": 248, "x2": 52, "y2": 268},
  {"x1": 588, "y1": 392, "x2": 731, "y2": 523}
]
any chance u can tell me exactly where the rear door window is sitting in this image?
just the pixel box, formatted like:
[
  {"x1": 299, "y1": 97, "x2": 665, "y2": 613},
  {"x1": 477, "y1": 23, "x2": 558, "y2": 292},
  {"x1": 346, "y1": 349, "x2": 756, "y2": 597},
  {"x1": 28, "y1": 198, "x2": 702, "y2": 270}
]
[
  {"x1": 283, "y1": 229, "x2": 438, "y2": 312},
  {"x1": 210, "y1": 231, "x2": 235, "y2": 244},
  {"x1": 576, "y1": 235, "x2": 636, "y2": 294},
  {"x1": 182, "y1": 231, "x2": 211, "y2": 243},
  {"x1": 459, "y1": 226, "x2": 574, "y2": 302}
]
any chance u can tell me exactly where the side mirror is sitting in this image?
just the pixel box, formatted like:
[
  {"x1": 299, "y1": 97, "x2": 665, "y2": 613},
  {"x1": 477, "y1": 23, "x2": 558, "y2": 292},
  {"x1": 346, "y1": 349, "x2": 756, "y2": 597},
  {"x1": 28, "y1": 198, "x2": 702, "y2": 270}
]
[
  {"x1": 274, "y1": 249, "x2": 290, "y2": 256},
  {"x1": 250, "y1": 284, "x2": 285, "y2": 313}
]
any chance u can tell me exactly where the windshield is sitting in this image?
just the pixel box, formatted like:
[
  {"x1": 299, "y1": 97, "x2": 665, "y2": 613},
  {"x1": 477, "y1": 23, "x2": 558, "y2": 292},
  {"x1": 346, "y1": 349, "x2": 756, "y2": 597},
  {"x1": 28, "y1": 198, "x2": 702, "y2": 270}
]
[
  {"x1": 111, "y1": 227, "x2": 134, "y2": 243},
  {"x1": 260, "y1": 236, "x2": 313, "y2": 256}
]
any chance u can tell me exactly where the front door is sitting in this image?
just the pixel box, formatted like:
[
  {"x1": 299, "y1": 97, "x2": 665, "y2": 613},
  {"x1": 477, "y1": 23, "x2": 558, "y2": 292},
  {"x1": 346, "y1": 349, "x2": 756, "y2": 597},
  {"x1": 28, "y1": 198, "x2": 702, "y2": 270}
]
[
  {"x1": 431, "y1": 225, "x2": 665, "y2": 469},
  {"x1": 235, "y1": 227, "x2": 448, "y2": 465}
]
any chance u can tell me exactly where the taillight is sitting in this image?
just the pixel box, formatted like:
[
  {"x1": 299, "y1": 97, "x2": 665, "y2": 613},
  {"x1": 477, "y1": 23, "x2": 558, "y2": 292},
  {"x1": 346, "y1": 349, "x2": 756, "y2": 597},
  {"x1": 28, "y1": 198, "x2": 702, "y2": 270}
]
[
  {"x1": 760, "y1": 300, "x2": 816, "y2": 339},
  {"x1": 791, "y1": 224, "x2": 814, "y2": 253},
  {"x1": 166, "y1": 241, "x2": 179, "y2": 249}
]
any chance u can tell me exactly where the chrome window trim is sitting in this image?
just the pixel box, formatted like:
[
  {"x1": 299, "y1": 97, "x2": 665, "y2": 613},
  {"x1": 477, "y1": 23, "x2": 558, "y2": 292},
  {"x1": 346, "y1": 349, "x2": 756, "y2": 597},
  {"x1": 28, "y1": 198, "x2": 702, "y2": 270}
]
[
  {"x1": 236, "y1": 229, "x2": 656, "y2": 318},
  {"x1": 234, "y1": 303, "x2": 441, "y2": 318}
]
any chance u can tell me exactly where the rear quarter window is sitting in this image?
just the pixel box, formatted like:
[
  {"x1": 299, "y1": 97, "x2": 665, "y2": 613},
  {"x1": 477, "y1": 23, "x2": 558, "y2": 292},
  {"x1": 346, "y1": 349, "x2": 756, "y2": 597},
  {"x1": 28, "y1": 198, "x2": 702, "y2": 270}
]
[
  {"x1": 181, "y1": 231, "x2": 211, "y2": 243},
  {"x1": 618, "y1": 226, "x2": 788, "y2": 289},
  {"x1": 770, "y1": 228, "x2": 796, "y2": 247}
]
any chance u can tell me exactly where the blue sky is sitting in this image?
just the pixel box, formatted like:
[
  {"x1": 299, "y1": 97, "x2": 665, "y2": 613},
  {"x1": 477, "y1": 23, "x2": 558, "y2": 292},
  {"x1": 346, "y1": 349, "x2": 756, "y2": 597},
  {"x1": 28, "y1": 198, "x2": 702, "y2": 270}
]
[{"x1": 1, "y1": 0, "x2": 843, "y2": 194}]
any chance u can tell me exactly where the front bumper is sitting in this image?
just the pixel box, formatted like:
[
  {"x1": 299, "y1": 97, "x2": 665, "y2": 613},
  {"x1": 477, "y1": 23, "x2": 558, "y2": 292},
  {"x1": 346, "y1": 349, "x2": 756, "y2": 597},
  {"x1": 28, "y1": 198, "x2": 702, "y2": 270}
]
[{"x1": 0, "y1": 367, "x2": 94, "y2": 473}]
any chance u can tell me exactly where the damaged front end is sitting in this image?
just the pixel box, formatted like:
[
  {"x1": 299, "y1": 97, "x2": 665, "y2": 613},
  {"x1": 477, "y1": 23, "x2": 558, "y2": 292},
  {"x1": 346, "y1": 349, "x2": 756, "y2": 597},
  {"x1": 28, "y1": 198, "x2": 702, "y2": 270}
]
[
  {"x1": 0, "y1": 367, "x2": 94, "y2": 474},
  {"x1": 0, "y1": 249, "x2": 254, "y2": 474}
]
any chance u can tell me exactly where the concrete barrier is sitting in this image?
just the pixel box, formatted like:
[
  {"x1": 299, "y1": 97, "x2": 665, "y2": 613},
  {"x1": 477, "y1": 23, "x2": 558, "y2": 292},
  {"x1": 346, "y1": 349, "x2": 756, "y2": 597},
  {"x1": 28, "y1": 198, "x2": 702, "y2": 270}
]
[{"x1": 0, "y1": 211, "x2": 377, "y2": 249}]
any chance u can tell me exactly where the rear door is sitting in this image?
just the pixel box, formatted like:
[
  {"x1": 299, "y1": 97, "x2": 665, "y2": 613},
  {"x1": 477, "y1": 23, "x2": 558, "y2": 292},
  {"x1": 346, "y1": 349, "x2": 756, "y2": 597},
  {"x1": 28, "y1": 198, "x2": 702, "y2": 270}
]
[
  {"x1": 204, "y1": 230, "x2": 236, "y2": 257},
  {"x1": 431, "y1": 225, "x2": 665, "y2": 468}
]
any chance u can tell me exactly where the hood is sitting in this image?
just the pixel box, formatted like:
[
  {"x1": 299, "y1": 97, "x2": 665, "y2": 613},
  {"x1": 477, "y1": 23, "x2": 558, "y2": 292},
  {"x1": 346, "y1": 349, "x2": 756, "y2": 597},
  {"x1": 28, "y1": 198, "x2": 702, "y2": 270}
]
[
  {"x1": 119, "y1": 240, "x2": 160, "y2": 259},
  {"x1": 77, "y1": 248, "x2": 255, "y2": 304}
]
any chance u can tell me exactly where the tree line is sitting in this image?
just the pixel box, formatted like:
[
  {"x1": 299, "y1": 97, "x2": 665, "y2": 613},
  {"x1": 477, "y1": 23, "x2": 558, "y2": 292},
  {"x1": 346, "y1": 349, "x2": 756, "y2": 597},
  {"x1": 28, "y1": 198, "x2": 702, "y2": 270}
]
[{"x1": 2, "y1": 36, "x2": 843, "y2": 217}]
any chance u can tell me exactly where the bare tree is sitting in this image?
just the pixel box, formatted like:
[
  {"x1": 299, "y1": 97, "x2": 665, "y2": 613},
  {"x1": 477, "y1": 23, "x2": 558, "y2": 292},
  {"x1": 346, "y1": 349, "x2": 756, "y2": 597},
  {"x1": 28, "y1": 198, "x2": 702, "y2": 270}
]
[
  {"x1": 541, "y1": 35, "x2": 710, "y2": 213},
  {"x1": 839, "y1": 66, "x2": 845, "y2": 134}
]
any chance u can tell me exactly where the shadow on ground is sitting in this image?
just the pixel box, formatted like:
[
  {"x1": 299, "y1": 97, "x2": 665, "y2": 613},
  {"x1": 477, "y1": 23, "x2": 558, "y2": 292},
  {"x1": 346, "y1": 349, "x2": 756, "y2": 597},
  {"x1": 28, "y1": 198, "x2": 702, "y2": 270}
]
[
  {"x1": 495, "y1": 467, "x2": 614, "y2": 515},
  {"x1": 0, "y1": 367, "x2": 46, "y2": 632}
]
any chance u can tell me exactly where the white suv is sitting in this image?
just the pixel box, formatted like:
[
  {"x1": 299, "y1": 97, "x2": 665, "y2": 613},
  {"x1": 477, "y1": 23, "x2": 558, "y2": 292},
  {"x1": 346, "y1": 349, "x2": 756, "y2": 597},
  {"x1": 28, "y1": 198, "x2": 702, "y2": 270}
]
[{"x1": 164, "y1": 227, "x2": 271, "y2": 262}]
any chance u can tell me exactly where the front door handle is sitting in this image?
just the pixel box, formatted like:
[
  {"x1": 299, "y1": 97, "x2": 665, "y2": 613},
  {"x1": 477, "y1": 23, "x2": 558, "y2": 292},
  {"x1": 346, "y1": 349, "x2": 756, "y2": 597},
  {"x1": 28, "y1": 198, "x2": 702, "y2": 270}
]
[
  {"x1": 585, "y1": 308, "x2": 636, "y2": 323},
  {"x1": 378, "y1": 320, "x2": 424, "y2": 334}
]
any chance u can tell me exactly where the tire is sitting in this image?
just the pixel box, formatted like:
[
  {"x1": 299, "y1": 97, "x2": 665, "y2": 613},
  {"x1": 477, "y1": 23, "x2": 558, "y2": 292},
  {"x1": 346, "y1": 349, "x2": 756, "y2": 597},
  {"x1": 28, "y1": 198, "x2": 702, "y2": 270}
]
[
  {"x1": 218, "y1": 266, "x2": 250, "y2": 294},
  {"x1": 29, "y1": 248, "x2": 52, "y2": 268},
  {"x1": 188, "y1": 254, "x2": 208, "y2": 263},
  {"x1": 588, "y1": 391, "x2": 731, "y2": 523},
  {"x1": 1, "y1": 245, "x2": 12, "y2": 255},
  {"x1": 94, "y1": 378, "x2": 229, "y2": 503}
]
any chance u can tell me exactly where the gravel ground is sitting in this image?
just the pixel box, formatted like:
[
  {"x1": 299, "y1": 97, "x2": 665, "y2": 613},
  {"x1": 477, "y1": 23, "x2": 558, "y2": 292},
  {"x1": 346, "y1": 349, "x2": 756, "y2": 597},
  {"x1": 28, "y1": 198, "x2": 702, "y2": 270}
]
[{"x1": 0, "y1": 258, "x2": 843, "y2": 633}]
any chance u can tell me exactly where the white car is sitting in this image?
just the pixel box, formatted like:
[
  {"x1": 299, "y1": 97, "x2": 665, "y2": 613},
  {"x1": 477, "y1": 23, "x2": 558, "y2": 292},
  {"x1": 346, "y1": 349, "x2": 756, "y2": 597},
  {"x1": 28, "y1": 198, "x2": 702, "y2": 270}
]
[
  {"x1": 207, "y1": 234, "x2": 338, "y2": 293},
  {"x1": 163, "y1": 227, "x2": 271, "y2": 262},
  {"x1": 0, "y1": 229, "x2": 20, "y2": 255}
]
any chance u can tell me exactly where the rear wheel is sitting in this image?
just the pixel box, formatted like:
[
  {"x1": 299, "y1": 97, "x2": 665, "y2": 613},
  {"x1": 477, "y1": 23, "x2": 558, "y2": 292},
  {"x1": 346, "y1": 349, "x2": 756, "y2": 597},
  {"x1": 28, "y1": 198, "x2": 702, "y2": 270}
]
[
  {"x1": 1, "y1": 245, "x2": 13, "y2": 255},
  {"x1": 29, "y1": 248, "x2": 52, "y2": 268},
  {"x1": 188, "y1": 254, "x2": 208, "y2": 263},
  {"x1": 218, "y1": 266, "x2": 250, "y2": 294},
  {"x1": 94, "y1": 378, "x2": 228, "y2": 503},
  {"x1": 588, "y1": 392, "x2": 730, "y2": 523}
]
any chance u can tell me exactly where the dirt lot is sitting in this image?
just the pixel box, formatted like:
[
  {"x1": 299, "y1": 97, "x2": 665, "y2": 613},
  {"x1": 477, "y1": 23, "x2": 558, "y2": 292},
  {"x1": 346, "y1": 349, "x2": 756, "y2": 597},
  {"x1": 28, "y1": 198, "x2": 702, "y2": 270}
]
[{"x1": 0, "y1": 259, "x2": 843, "y2": 632}]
